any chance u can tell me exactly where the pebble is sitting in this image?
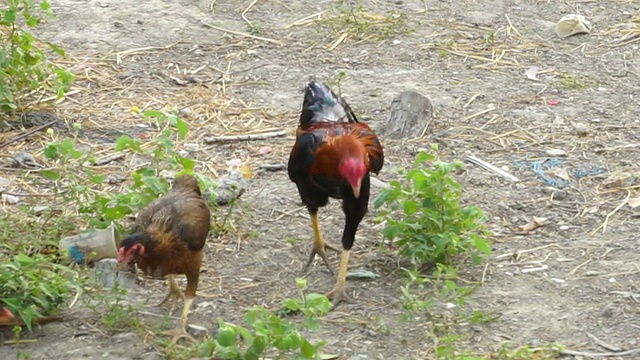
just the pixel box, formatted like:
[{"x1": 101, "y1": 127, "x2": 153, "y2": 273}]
[
  {"x1": 1, "y1": 194, "x2": 19, "y2": 204},
  {"x1": 546, "y1": 149, "x2": 567, "y2": 157}
]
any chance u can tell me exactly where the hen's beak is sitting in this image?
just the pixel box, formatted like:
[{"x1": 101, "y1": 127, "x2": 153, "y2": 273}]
[{"x1": 352, "y1": 178, "x2": 362, "y2": 198}]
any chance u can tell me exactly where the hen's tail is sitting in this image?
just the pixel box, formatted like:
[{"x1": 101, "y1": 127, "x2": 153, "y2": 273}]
[
  {"x1": 299, "y1": 81, "x2": 359, "y2": 128},
  {"x1": 172, "y1": 174, "x2": 202, "y2": 196}
]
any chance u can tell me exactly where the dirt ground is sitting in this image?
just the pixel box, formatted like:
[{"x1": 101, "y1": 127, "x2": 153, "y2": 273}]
[{"x1": 1, "y1": 0, "x2": 640, "y2": 359}]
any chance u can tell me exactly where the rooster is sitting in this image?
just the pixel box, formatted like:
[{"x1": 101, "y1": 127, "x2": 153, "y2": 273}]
[
  {"x1": 117, "y1": 174, "x2": 211, "y2": 342},
  {"x1": 287, "y1": 81, "x2": 384, "y2": 304}
]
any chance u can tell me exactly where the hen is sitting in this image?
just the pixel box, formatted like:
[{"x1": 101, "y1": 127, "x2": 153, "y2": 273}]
[
  {"x1": 287, "y1": 81, "x2": 384, "y2": 304},
  {"x1": 117, "y1": 174, "x2": 210, "y2": 342}
]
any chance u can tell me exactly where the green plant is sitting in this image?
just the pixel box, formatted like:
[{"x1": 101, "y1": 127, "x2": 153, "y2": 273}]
[
  {"x1": 279, "y1": 278, "x2": 332, "y2": 330},
  {"x1": 194, "y1": 279, "x2": 331, "y2": 359},
  {"x1": 554, "y1": 73, "x2": 596, "y2": 90},
  {"x1": 86, "y1": 284, "x2": 141, "y2": 332},
  {"x1": 315, "y1": 0, "x2": 414, "y2": 48},
  {"x1": 374, "y1": 145, "x2": 491, "y2": 268},
  {"x1": 375, "y1": 145, "x2": 491, "y2": 317},
  {"x1": 40, "y1": 109, "x2": 219, "y2": 230},
  {"x1": 0, "y1": 252, "x2": 81, "y2": 331},
  {"x1": 247, "y1": 23, "x2": 263, "y2": 35},
  {"x1": 0, "y1": 0, "x2": 74, "y2": 112},
  {"x1": 327, "y1": 70, "x2": 347, "y2": 95}
]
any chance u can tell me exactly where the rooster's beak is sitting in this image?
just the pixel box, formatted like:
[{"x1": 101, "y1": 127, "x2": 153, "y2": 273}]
[{"x1": 352, "y1": 178, "x2": 362, "y2": 198}]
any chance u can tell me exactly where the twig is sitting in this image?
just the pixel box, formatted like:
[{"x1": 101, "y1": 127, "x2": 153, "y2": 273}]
[
  {"x1": 590, "y1": 190, "x2": 631, "y2": 235},
  {"x1": 587, "y1": 333, "x2": 622, "y2": 352},
  {"x1": 93, "y1": 153, "x2": 125, "y2": 166},
  {"x1": 495, "y1": 244, "x2": 561, "y2": 260},
  {"x1": 203, "y1": 130, "x2": 285, "y2": 143},
  {"x1": 609, "y1": 291, "x2": 640, "y2": 302},
  {"x1": 560, "y1": 347, "x2": 640, "y2": 357},
  {"x1": 481, "y1": 262, "x2": 489, "y2": 284},
  {"x1": 200, "y1": 20, "x2": 283, "y2": 45},
  {"x1": 466, "y1": 155, "x2": 520, "y2": 182},
  {"x1": 459, "y1": 106, "x2": 496, "y2": 122},
  {"x1": 568, "y1": 258, "x2": 592, "y2": 275},
  {"x1": 241, "y1": 0, "x2": 260, "y2": 27},
  {"x1": 595, "y1": 143, "x2": 640, "y2": 153},
  {"x1": 520, "y1": 265, "x2": 548, "y2": 273},
  {"x1": 3, "y1": 339, "x2": 39, "y2": 344},
  {"x1": 573, "y1": 264, "x2": 640, "y2": 280},
  {"x1": 115, "y1": 44, "x2": 176, "y2": 65},
  {"x1": 0, "y1": 118, "x2": 59, "y2": 151}
]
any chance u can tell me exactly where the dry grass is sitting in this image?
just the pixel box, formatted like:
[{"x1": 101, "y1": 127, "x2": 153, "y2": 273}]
[
  {"x1": 602, "y1": 9, "x2": 640, "y2": 47},
  {"x1": 0, "y1": 43, "x2": 292, "y2": 218},
  {"x1": 285, "y1": 1, "x2": 414, "y2": 51},
  {"x1": 423, "y1": 17, "x2": 547, "y2": 71}
]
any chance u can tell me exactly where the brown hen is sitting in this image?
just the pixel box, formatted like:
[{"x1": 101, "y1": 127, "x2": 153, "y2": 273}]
[{"x1": 117, "y1": 174, "x2": 210, "y2": 342}]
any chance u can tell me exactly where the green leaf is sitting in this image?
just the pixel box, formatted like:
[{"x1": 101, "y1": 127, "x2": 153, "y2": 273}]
[
  {"x1": 176, "y1": 156, "x2": 195, "y2": 173},
  {"x1": 40, "y1": 170, "x2": 60, "y2": 180},
  {"x1": 300, "y1": 339, "x2": 317, "y2": 359},
  {"x1": 474, "y1": 237, "x2": 491, "y2": 256},
  {"x1": 114, "y1": 135, "x2": 143, "y2": 152},
  {"x1": 43, "y1": 145, "x2": 57, "y2": 159},
  {"x1": 174, "y1": 117, "x2": 189, "y2": 139},
  {"x1": 3, "y1": 9, "x2": 16, "y2": 23},
  {"x1": 215, "y1": 326, "x2": 237, "y2": 347},
  {"x1": 282, "y1": 298, "x2": 301, "y2": 312},
  {"x1": 142, "y1": 109, "x2": 163, "y2": 118}
]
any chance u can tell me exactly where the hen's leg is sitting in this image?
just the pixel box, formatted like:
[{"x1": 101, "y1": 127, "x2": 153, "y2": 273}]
[
  {"x1": 303, "y1": 212, "x2": 340, "y2": 274},
  {"x1": 162, "y1": 296, "x2": 195, "y2": 344},
  {"x1": 157, "y1": 274, "x2": 184, "y2": 314},
  {"x1": 162, "y1": 264, "x2": 200, "y2": 344},
  {"x1": 327, "y1": 249, "x2": 351, "y2": 305}
]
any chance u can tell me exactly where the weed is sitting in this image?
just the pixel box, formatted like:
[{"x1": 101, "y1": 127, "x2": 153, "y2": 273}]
[
  {"x1": 0, "y1": 0, "x2": 74, "y2": 112},
  {"x1": 40, "y1": 108, "x2": 220, "y2": 232},
  {"x1": 0, "y1": 250, "x2": 81, "y2": 331},
  {"x1": 374, "y1": 145, "x2": 491, "y2": 316},
  {"x1": 188, "y1": 279, "x2": 331, "y2": 359},
  {"x1": 327, "y1": 70, "x2": 348, "y2": 95},
  {"x1": 248, "y1": 23, "x2": 263, "y2": 35},
  {"x1": 554, "y1": 73, "x2": 596, "y2": 90},
  {"x1": 374, "y1": 144, "x2": 491, "y2": 267},
  {"x1": 86, "y1": 285, "x2": 141, "y2": 333},
  {"x1": 315, "y1": 0, "x2": 414, "y2": 48}
]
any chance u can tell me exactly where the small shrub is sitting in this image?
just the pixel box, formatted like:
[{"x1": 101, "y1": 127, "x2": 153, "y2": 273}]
[
  {"x1": 0, "y1": 252, "x2": 81, "y2": 331},
  {"x1": 374, "y1": 144, "x2": 491, "y2": 268},
  {"x1": 0, "y1": 0, "x2": 74, "y2": 112},
  {"x1": 40, "y1": 109, "x2": 219, "y2": 230},
  {"x1": 374, "y1": 145, "x2": 491, "y2": 314}
]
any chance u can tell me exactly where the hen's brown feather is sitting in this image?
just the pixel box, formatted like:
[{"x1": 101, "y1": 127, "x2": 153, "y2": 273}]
[{"x1": 122, "y1": 174, "x2": 210, "y2": 297}]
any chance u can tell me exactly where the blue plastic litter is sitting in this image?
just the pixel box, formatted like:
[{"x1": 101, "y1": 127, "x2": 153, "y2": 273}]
[
  {"x1": 514, "y1": 158, "x2": 605, "y2": 188},
  {"x1": 67, "y1": 244, "x2": 85, "y2": 264}
]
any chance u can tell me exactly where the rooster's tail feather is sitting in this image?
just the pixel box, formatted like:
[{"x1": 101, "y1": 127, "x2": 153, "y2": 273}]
[{"x1": 299, "y1": 80, "x2": 358, "y2": 128}]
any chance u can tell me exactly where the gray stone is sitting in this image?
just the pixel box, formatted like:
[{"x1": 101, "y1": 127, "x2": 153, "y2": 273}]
[
  {"x1": 380, "y1": 91, "x2": 433, "y2": 139},
  {"x1": 92, "y1": 259, "x2": 137, "y2": 289}
]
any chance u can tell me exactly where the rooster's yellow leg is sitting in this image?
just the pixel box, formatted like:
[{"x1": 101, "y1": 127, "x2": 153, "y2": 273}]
[
  {"x1": 157, "y1": 275, "x2": 184, "y2": 314},
  {"x1": 303, "y1": 213, "x2": 340, "y2": 274},
  {"x1": 326, "y1": 249, "x2": 352, "y2": 305}
]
